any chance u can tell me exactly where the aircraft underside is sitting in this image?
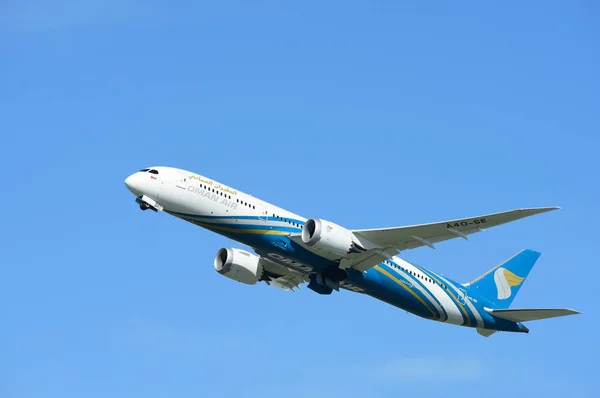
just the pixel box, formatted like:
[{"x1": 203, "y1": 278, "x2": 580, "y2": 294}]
[{"x1": 125, "y1": 167, "x2": 579, "y2": 337}]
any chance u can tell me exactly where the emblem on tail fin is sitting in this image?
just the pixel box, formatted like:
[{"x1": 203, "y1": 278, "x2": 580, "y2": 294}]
[{"x1": 494, "y1": 268, "x2": 525, "y2": 300}]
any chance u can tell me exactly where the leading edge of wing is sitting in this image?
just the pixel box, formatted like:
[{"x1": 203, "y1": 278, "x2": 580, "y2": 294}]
[{"x1": 352, "y1": 206, "x2": 560, "y2": 234}]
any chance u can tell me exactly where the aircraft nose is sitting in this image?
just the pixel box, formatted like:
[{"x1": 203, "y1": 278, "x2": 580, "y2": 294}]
[{"x1": 124, "y1": 173, "x2": 143, "y2": 196}]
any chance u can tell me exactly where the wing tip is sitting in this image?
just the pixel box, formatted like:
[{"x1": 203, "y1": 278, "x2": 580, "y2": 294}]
[
  {"x1": 544, "y1": 206, "x2": 561, "y2": 211},
  {"x1": 517, "y1": 206, "x2": 561, "y2": 213}
]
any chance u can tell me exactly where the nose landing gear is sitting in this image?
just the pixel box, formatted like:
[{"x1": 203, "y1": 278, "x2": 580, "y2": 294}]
[{"x1": 135, "y1": 195, "x2": 163, "y2": 212}]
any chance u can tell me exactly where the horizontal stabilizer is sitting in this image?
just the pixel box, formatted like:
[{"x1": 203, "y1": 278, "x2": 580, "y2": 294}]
[{"x1": 485, "y1": 308, "x2": 580, "y2": 322}]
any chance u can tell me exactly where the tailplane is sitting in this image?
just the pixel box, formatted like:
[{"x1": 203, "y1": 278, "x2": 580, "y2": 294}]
[
  {"x1": 468, "y1": 250, "x2": 580, "y2": 337},
  {"x1": 465, "y1": 249, "x2": 540, "y2": 309},
  {"x1": 484, "y1": 308, "x2": 580, "y2": 322}
]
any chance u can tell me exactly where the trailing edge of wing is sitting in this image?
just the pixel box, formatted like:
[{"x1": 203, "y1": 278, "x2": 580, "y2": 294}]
[
  {"x1": 289, "y1": 207, "x2": 558, "y2": 273},
  {"x1": 353, "y1": 207, "x2": 560, "y2": 252},
  {"x1": 485, "y1": 308, "x2": 580, "y2": 322},
  {"x1": 259, "y1": 254, "x2": 308, "y2": 291}
]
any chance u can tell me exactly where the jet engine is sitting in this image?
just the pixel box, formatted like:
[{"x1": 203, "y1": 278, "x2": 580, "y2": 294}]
[
  {"x1": 301, "y1": 218, "x2": 365, "y2": 257},
  {"x1": 214, "y1": 248, "x2": 264, "y2": 285}
]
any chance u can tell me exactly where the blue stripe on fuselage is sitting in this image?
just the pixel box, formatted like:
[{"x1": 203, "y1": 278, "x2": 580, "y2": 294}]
[
  {"x1": 170, "y1": 210, "x2": 524, "y2": 331},
  {"x1": 345, "y1": 264, "x2": 440, "y2": 320},
  {"x1": 171, "y1": 212, "x2": 333, "y2": 272},
  {"x1": 167, "y1": 210, "x2": 306, "y2": 226},
  {"x1": 386, "y1": 259, "x2": 448, "y2": 321}
]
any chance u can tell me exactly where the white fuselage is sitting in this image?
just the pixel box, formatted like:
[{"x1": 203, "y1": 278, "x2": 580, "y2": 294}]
[{"x1": 124, "y1": 166, "x2": 523, "y2": 333}]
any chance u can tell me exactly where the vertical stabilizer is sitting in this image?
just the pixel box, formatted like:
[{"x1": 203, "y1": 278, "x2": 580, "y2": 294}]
[{"x1": 465, "y1": 249, "x2": 541, "y2": 309}]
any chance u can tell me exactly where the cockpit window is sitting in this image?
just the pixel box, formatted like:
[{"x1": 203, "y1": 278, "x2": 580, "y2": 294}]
[
  {"x1": 149, "y1": 169, "x2": 159, "y2": 174},
  {"x1": 139, "y1": 168, "x2": 149, "y2": 172}
]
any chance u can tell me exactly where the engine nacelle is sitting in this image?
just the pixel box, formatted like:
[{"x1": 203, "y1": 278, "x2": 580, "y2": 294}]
[
  {"x1": 301, "y1": 218, "x2": 364, "y2": 257},
  {"x1": 214, "y1": 247, "x2": 264, "y2": 285}
]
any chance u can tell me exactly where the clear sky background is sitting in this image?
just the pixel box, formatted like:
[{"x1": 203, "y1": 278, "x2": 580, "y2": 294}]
[{"x1": 1, "y1": 1, "x2": 598, "y2": 397}]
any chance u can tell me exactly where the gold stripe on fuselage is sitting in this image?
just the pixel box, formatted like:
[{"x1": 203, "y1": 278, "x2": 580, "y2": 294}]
[
  {"x1": 419, "y1": 267, "x2": 472, "y2": 327},
  {"x1": 188, "y1": 220, "x2": 293, "y2": 236},
  {"x1": 374, "y1": 265, "x2": 437, "y2": 319}
]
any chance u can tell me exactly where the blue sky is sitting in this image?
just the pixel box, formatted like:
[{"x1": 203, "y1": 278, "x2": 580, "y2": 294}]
[{"x1": 1, "y1": 1, "x2": 598, "y2": 397}]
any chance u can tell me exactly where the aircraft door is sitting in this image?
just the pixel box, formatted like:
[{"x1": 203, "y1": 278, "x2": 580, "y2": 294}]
[
  {"x1": 175, "y1": 175, "x2": 189, "y2": 190},
  {"x1": 258, "y1": 205, "x2": 268, "y2": 222},
  {"x1": 458, "y1": 287, "x2": 467, "y2": 305}
]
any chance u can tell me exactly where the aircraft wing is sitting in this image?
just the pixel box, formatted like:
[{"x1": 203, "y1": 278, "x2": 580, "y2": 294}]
[
  {"x1": 289, "y1": 207, "x2": 558, "y2": 273},
  {"x1": 353, "y1": 207, "x2": 559, "y2": 252}
]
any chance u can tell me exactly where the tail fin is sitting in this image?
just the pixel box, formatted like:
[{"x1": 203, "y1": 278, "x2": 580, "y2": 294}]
[{"x1": 465, "y1": 249, "x2": 541, "y2": 309}]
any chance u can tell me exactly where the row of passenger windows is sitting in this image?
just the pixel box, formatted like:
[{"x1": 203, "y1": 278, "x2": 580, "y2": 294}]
[
  {"x1": 238, "y1": 198, "x2": 255, "y2": 209},
  {"x1": 196, "y1": 183, "x2": 298, "y2": 220},
  {"x1": 383, "y1": 260, "x2": 448, "y2": 290},
  {"x1": 273, "y1": 214, "x2": 301, "y2": 227},
  {"x1": 199, "y1": 184, "x2": 257, "y2": 209},
  {"x1": 199, "y1": 184, "x2": 234, "y2": 200},
  {"x1": 197, "y1": 183, "x2": 260, "y2": 210}
]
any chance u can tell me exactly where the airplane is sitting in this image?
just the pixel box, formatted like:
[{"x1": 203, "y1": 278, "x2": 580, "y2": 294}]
[{"x1": 124, "y1": 166, "x2": 579, "y2": 337}]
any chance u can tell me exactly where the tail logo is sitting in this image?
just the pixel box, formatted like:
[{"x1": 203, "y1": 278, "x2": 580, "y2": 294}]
[{"x1": 494, "y1": 268, "x2": 525, "y2": 300}]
